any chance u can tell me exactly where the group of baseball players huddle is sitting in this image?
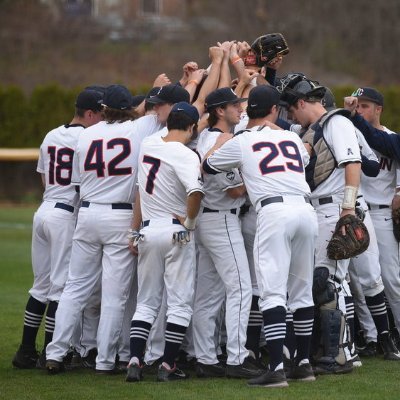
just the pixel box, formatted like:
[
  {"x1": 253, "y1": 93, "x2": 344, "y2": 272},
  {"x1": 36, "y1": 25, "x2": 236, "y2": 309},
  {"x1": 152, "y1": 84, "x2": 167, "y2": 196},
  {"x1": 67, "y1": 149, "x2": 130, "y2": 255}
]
[{"x1": 12, "y1": 33, "x2": 400, "y2": 388}]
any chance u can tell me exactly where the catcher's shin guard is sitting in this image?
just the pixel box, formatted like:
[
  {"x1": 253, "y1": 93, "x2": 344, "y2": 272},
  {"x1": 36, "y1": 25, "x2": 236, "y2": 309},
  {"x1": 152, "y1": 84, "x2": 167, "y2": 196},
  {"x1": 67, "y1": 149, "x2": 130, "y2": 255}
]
[{"x1": 319, "y1": 304, "x2": 347, "y2": 366}]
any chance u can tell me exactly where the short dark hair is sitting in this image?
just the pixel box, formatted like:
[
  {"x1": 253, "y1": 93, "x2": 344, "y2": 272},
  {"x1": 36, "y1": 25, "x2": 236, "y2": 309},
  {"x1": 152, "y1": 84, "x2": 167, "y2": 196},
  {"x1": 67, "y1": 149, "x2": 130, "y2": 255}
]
[
  {"x1": 167, "y1": 111, "x2": 197, "y2": 131},
  {"x1": 102, "y1": 108, "x2": 136, "y2": 123},
  {"x1": 207, "y1": 105, "x2": 227, "y2": 127},
  {"x1": 247, "y1": 106, "x2": 273, "y2": 119}
]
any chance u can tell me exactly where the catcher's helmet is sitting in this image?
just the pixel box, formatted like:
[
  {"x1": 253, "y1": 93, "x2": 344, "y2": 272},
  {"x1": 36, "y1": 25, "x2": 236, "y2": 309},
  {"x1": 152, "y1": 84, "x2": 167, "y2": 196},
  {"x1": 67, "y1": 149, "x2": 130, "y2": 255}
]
[
  {"x1": 250, "y1": 33, "x2": 289, "y2": 67},
  {"x1": 278, "y1": 73, "x2": 326, "y2": 108}
]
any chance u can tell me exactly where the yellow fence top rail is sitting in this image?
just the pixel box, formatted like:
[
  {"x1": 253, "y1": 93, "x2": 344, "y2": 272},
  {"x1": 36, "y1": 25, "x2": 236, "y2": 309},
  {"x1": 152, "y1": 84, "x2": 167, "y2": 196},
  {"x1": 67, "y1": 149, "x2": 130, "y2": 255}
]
[{"x1": 0, "y1": 148, "x2": 39, "y2": 161}]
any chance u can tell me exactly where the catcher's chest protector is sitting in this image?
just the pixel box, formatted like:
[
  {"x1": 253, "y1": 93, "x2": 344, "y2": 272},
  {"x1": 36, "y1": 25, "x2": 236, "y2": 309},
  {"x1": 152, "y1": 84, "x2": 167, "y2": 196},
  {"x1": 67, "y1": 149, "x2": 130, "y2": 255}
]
[{"x1": 302, "y1": 109, "x2": 351, "y2": 191}]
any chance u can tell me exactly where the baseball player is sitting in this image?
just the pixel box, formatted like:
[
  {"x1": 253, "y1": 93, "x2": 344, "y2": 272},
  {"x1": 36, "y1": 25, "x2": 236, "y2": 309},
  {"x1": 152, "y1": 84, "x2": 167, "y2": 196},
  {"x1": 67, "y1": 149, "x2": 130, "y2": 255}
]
[
  {"x1": 45, "y1": 84, "x2": 152, "y2": 374},
  {"x1": 193, "y1": 87, "x2": 263, "y2": 379},
  {"x1": 202, "y1": 85, "x2": 318, "y2": 388},
  {"x1": 12, "y1": 89, "x2": 103, "y2": 369},
  {"x1": 280, "y1": 74, "x2": 362, "y2": 375},
  {"x1": 347, "y1": 88, "x2": 400, "y2": 358},
  {"x1": 126, "y1": 102, "x2": 204, "y2": 382}
]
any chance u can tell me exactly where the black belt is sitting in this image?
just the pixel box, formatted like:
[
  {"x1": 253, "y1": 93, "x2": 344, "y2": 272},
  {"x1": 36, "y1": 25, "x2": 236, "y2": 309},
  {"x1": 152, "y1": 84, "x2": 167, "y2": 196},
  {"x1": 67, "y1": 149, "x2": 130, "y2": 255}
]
[
  {"x1": 142, "y1": 218, "x2": 181, "y2": 227},
  {"x1": 203, "y1": 207, "x2": 237, "y2": 215},
  {"x1": 81, "y1": 201, "x2": 132, "y2": 210},
  {"x1": 367, "y1": 203, "x2": 389, "y2": 210},
  {"x1": 240, "y1": 204, "x2": 250, "y2": 216},
  {"x1": 317, "y1": 196, "x2": 333, "y2": 205},
  {"x1": 55, "y1": 202, "x2": 74, "y2": 213},
  {"x1": 260, "y1": 196, "x2": 311, "y2": 207}
]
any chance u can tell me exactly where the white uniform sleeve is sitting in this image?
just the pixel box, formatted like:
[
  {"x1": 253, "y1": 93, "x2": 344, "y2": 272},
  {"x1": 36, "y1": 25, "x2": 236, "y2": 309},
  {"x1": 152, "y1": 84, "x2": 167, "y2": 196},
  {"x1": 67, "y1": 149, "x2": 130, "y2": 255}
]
[
  {"x1": 216, "y1": 169, "x2": 243, "y2": 191},
  {"x1": 71, "y1": 146, "x2": 81, "y2": 185},
  {"x1": 324, "y1": 115, "x2": 361, "y2": 167},
  {"x1": 206, "y1": 136, "x2": 243, "y2": 172},
  {"x1": 173, "y1": 149, "x2": 204, "y2": 196},
  {"x1": 37, "y1": 145, "x2": 45, "y2": 174},
  {"x1": 296, "y1": 136, "x2": 310, "y2": 167}
]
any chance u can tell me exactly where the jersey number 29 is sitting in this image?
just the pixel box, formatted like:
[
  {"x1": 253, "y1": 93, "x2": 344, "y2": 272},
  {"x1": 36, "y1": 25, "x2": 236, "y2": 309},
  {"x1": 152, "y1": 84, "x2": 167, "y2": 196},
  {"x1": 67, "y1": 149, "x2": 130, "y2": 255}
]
[{"x1": 252, "y1": 140, "x2": 303, "y2": 174}]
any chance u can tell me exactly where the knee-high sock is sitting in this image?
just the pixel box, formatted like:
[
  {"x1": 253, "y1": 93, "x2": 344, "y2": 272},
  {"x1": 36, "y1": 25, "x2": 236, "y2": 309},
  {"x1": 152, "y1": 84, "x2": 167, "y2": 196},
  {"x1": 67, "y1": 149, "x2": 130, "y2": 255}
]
[
  {"x1": 246, "y1": 296, "x2": 263, "y2": 358},
  {"x1": 365, "y1": 291, "x2": 389, "y2": 336},
  {"x1": 130, "y1": 320, "x2": 152, "y2": 365},
  {"x1": 293, "y1": 306, "x2": 314, "y2": 364},
  {"x1": 163, "y1": 322, "x2": 187, "y2": 368},
  {"x1": 44, "y1": 301, "x2": 58, "y2": 349},
  {"x1": 21, "y1": 296, "x2": 47, "y2": 348},
  {"x1": 262, "y1": 306, "x2": 286, "y2": 371}
]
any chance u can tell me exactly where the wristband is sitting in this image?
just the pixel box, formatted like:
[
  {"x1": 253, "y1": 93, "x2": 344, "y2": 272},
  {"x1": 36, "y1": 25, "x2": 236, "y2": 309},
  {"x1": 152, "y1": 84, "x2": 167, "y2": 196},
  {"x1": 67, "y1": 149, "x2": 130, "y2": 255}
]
[
  {"x1": 183, "y1": 217, "x2": 196, "y2": 231},
  {"x1": 342, "y1": 185, "x2": 358, "y2": 209},
  {"x1": 230, "y1": 56, "x2": 242, "y2": 64}
]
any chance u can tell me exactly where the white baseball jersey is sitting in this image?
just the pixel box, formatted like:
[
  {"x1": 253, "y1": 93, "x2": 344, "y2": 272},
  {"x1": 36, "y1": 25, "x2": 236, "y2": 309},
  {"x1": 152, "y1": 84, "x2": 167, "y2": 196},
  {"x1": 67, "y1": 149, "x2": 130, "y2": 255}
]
[
  {"x1": 205, "y1": 125, "x2": 311, "y2": 211},
  {"x1": 196, "y1": 127, "x2": 245, "y2": 210},
  {"x1": 37, "y1": 124, "x2": 83, "y2": 206},
  {"x1": 138, "y1": 135, "x2": 204, "y2": 220},
  {"x1": 362, "y1": 127, "x2": 400, "y2": 205},
  {"x1": 311, "y1": 114, "x2": 361, "y2": 199},
  {"x1": 72, "y1": 115, "x2": 161, "y2": 204}
]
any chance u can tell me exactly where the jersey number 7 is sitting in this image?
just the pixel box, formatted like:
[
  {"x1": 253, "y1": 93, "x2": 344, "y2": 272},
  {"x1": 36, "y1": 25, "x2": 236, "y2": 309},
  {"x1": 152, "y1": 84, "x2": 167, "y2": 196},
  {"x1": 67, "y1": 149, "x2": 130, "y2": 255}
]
[{"x1": 143, "y1": 155, "x2": 161, "y2": 194}]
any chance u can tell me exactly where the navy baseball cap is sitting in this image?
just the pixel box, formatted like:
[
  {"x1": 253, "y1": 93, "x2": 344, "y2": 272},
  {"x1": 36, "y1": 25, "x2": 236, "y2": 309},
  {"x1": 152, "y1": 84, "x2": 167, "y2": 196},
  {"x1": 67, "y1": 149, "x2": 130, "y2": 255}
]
[
  {"x1": 352, "y1": 87, "x2": 384, "y2": 106},
  {"x1": 131, "y1": 94, "x2": 146, "y2": 107},
  {"x1": 171, "y1": 102, "x2": 199, "y2": 123},
  {"x1": 247, "y1": 85, "x2": 280, "y2": 113},
  {"x1": 102, "y1": 84, "x2": 134, "y2": 110},
  {"x1": 85, "y1": 85, "x2": 106, "y2": 96},
  {"x1": 205, "y1": 87, "x2": 247, "y2": 112},
  {"x1": 146, "y1": 84, "x2": 190, "y2": 105},
  {"x1": 75, "y1": 89, "x2": 103, "y2": 112}
]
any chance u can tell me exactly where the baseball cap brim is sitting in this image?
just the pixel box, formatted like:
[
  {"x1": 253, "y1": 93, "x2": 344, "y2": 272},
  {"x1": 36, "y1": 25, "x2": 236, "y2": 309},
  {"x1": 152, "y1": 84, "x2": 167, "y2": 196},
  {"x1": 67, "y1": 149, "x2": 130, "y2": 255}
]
[
  {"x1": 206, "y1": 97, "x2": 247, "y2": 110},
  {"x1": 145, "y1": 96, "x2": 167, "y2": 105}
]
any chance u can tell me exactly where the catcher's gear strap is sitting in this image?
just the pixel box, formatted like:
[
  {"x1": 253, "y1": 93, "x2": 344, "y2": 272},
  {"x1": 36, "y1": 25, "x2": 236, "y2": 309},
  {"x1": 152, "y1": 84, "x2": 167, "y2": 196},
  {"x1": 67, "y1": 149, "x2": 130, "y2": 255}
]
[{"x1": 303, "y1": 109, "x2": 351, "y2": 192}]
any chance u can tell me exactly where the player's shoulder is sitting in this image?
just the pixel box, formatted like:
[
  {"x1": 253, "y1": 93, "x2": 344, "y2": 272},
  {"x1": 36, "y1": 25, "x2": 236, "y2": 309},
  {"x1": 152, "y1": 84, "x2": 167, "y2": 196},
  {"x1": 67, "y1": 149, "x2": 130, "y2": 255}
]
[{"x1": 42, "y1": 124, "x2": 83, "y2": 146}]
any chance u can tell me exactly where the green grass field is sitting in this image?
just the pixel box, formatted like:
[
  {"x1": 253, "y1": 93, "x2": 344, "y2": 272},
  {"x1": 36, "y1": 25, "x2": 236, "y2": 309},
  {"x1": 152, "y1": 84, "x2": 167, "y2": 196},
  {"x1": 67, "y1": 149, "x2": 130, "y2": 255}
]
[{"x1": 1, "y1": 205, "x2": 400, "y2": 400}]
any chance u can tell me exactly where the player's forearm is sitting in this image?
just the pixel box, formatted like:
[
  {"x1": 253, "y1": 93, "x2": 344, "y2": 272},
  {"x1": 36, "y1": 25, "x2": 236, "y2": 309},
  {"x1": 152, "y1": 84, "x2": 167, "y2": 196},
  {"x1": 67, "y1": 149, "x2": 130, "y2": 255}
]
[
  {"x1": 131, "y1": 190, "x2": 142, "y2": 230},
  {"x1": 344, "y1": 162, "x2": 361, "y2": 189},
  {"x1": 226, "y1": 184, "x2": 246, "y2": 199},
  {"x1": 186, "y1": 191, "x2": 203, "y2": 220}
]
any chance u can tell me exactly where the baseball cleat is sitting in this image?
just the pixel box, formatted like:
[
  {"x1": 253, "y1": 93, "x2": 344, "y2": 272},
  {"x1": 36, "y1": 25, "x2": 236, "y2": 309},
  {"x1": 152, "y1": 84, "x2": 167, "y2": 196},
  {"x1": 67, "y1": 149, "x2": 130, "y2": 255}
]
[
  {"x1": 126, "y1": 363, "x2": 143, "y2": 382},
  {"x1": 286, "y1": 363, "x2": 316, "y2": 381},
  {"x1": 226, "y1": 356, "x2": 264, "y2": 379},
  {"x1": 313, "y1": 360, "x2": 353, "y2": 375},
  {"x1": 379, "y1": 333, "x2": 400, "y2": 361},
  {"x1": 248, "y1": 368, "x2": 288, "y2": 388},
  {"x1": 46, "y1": 359, "x2": 65, "y2": 374},
  {"x1": 196, "y1": 362, "x2": 226, "y2": 378},
  {"x1": 156, "y1": 363, "x2": 189, "y2": 382},
  {"x1": 12, "y1": 344, "x2": 39, "y2": 369},
  {"x1": 358, "y1": 341, "x2": 377, "y2": 357}
]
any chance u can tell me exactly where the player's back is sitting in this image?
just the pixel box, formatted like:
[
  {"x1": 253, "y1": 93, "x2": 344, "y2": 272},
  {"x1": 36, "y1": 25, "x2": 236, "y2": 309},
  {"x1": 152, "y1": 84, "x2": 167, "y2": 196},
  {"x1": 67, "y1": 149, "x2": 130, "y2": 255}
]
[
  {"x1": 74, "y1": 120, "x2": 139, "y2": 204},
  {"x1": 238, "y1": 126, "x2": 311, "y2": 206},
  {"x1": 38, "y1": 124, "x2": 83, "y2": 205},
  {"x1": 138, "y1": 135, "x2": 201, "y2": 220},
  {"x1": 197, "y1": 128, "x2": 245, "y2": 210}
]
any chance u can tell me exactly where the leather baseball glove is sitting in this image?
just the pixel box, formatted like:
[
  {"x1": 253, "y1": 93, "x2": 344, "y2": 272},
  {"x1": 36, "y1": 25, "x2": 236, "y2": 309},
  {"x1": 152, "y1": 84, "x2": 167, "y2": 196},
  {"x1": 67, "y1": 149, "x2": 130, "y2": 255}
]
[
  {"x1": 392, "y1": 208, "x2": 400, "y2": 242},
  {"x1": 250, "y1": 33, "x2": 289, "y2": 67},
  {"x1": 327, "y1": 214, "x2": 370, "y2": 260}
]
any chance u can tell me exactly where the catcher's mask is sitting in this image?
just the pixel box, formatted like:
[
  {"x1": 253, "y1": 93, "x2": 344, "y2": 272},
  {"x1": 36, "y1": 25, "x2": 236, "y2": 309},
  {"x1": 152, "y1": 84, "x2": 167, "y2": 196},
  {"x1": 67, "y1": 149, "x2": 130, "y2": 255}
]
[
  {"x1": 278, "y1": 73, "x2": 326, "y2": 109},
  {"x1": 250, "y1": 33, "x2": 289, "y2": 67}
]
